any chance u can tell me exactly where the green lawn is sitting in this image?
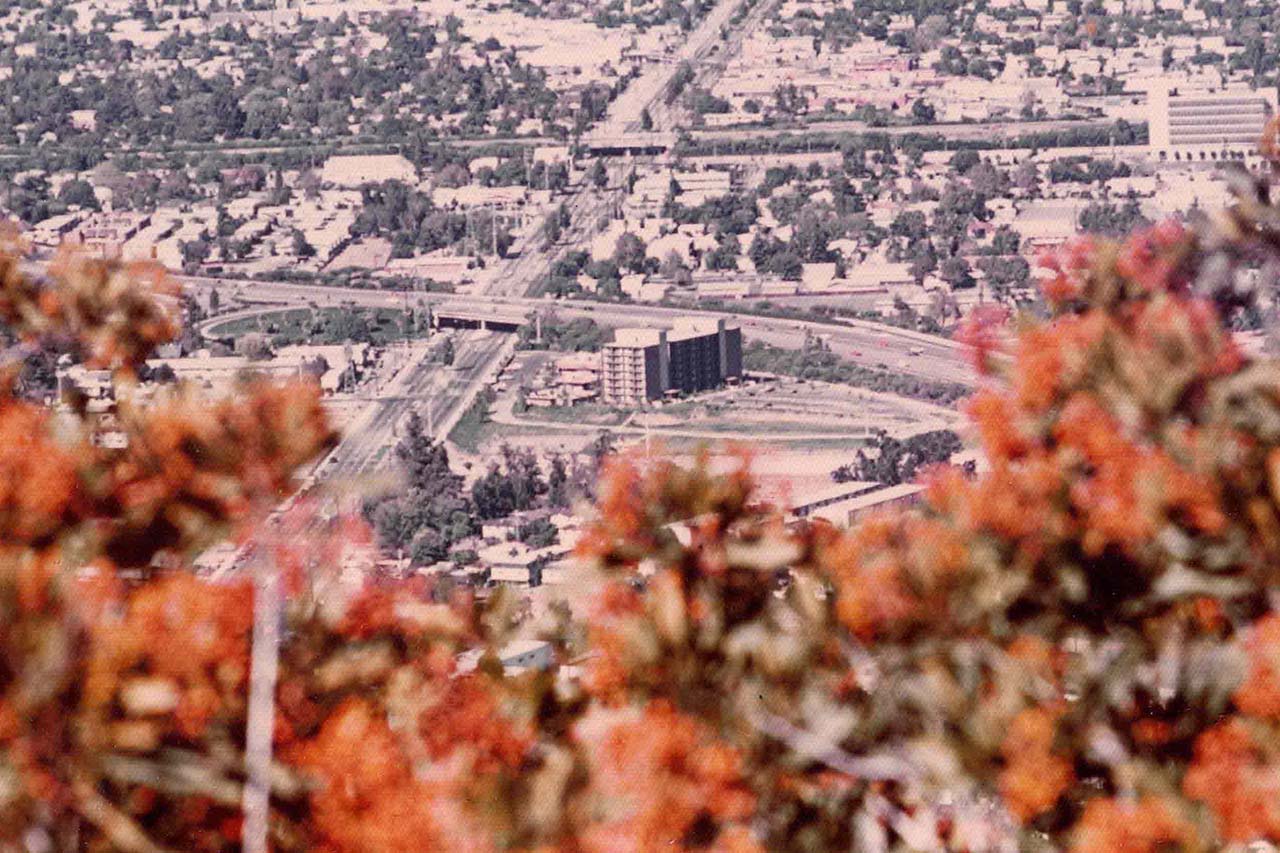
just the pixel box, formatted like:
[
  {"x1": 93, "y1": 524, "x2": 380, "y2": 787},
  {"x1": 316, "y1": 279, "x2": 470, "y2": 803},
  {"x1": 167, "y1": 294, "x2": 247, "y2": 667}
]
[
  {"x1": 206, "y1": 306, "x2": 429, "y2": 347},
  {"x1": 449, "y1": 391, "x2": 496, "y2": 453},
  {"x1": 517, "y1": 403, "x2": 628, "y2": 426}
]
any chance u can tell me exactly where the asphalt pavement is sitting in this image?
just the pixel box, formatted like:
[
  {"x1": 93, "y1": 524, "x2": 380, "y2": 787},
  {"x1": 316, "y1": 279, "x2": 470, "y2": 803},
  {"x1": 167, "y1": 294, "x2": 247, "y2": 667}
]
[
  {"x1": 314, "y1": 330, "x2": 508, "y2": 480},
  {"x1": 188, "y1": 278, "x2": 974, "y2": 387}
]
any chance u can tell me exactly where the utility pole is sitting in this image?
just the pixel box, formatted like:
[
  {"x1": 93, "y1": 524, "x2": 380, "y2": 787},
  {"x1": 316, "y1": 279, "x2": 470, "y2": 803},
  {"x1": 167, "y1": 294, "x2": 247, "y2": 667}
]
[
  {"x1": 402, "y1": 291, "x2": 411, "y2": 364},
  {"x1": 241, "y1": 549, "x2": 280, "y2": 853}
]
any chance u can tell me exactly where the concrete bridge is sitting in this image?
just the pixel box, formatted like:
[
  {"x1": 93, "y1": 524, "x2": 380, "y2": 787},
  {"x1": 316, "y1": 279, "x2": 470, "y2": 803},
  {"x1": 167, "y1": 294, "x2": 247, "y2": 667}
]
[
  {"x1": 431, "y1": 304, "x2": 529, "y2": 332},
  {"x1": 583, "y1": 131, "x2": 678, "y2": 157}
]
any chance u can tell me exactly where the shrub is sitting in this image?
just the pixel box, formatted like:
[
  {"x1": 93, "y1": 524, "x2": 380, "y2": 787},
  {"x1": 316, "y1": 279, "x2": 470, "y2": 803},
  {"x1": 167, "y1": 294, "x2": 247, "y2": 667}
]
[{"x1": 6, "y1": 166, "x2": 1280, "y2": 852}]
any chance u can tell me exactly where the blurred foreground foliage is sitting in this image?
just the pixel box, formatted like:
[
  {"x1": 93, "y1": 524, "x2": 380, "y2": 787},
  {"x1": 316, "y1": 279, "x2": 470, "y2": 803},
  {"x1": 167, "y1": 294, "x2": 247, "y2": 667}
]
[{"x1": 7, "y1": 161, "x2": 1280, "y2": 852}]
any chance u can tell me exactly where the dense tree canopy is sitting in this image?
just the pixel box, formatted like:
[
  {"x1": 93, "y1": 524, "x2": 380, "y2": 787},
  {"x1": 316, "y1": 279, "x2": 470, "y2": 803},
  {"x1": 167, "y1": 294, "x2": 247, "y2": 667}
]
[
  {"x1": 0, "y1": 6, "x2": 564, "y2": 152},
  {"x1": 834, "y1": 428, "x2": 964, "y2": 485}
]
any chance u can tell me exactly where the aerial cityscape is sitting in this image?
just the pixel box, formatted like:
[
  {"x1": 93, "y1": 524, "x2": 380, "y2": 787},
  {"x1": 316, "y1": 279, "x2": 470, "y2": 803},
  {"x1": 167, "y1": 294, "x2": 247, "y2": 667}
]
[
  {"x1": 17, "y1": 0, "x2": 1272, "y2": 576},
  {"x1": 5, "y1": 0, "x2": 1280, "y2": 849}
]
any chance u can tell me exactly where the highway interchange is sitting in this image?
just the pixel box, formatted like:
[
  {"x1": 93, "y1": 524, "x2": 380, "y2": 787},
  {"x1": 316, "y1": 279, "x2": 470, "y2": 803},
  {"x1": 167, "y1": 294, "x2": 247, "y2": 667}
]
[
  {"x1": 185, "y1": 0, "x2": 975, "y2": 483},
  {"x1": 192, "y1": 276, "x2": 973, "y2": 388}
]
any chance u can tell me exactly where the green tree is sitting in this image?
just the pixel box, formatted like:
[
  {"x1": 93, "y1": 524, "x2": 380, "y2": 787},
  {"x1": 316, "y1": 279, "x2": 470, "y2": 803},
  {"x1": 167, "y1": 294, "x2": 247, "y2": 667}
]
[
  {"x1": 659, "y1": 251, "x2": 692, "y2": 285},
  {"x1": 542, "y1": 213, "x2": 562, "y2": 248},
  {"x1": 589, "y1": 159, "x2": 608, "y2": 189},
  {"x1": 910, "y1": 98, "x2": 936, "y2": 123},
  {"x1": 409, "y1": 527, "x2": 447, "y2": 564},
  {"x1": 1013, "y1": 159, "x2": 1040, "y2": 197},
  {"x1": 291, "y1": 229, "x2": 315, "y2": 258},
  {"x1": 948, "y1": 149, "x2": 981, "y2": 174},
  {"x1": 613, "y1": 231, "x2": 648, "y2": 274},
  {"x1": 706, "y1": 232, "x2": 741, "y2": 271},
  {"x1": 939, "y1": 255, "x2": 975, "y2": 289},
  {"x1": 56, "y1": 179, "x2": 98, "y2": 210},
  {"x1": 516, "y1": 517, "x2": 558, "y2": 549},
  {"x1": 472, "y1": 465, "x2": 517, "y2": 519},
  {"x1": 395, "y1": 412, "x2": 460, "y2": 493},
  {"x1": 834, "y1": 428, "x2": 963, "y2": 485},
  {"x1": 548, "y1": 454, "x2": 569, "y2": 507},
  {"x1": 180, "y1": 239, "x2": 211, "y2": 271}
]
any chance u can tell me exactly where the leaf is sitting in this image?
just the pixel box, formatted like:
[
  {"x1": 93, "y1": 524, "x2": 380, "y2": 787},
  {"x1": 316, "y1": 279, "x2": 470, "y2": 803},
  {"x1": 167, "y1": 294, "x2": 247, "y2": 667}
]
[
  {"x1": 724, "y1": 536, "x2": 802, "y2": 572},
  {"x1": 313, "y1": 641, "x2": 397, "y2": 691},
  {"x1": 118, "y1": 678, "x2": 180, "y2": 717},
  {"x1": 1151, "y1": 564, "x2": 1253, "y2": 602}
]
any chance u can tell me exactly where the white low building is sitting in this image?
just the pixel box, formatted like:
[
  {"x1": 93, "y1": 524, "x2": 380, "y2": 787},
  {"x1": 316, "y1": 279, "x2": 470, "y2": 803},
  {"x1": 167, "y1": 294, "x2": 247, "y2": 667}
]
[
  {"x1": 1148, "y1": 83, "x2": 1278, "y2": 162},
  {"x1": 320, "y1": 154, "x2": 417, "y2": 187}
]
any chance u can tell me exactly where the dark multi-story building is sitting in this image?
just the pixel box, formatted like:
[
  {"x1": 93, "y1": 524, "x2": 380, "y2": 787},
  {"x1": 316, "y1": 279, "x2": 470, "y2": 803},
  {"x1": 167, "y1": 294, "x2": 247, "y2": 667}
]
[
  {"x1": 667, "y1": 318, "x2": 741, "y2": 395},
  {"x1": 599, "y1": 317, "x2": 742, "y2": 406}
]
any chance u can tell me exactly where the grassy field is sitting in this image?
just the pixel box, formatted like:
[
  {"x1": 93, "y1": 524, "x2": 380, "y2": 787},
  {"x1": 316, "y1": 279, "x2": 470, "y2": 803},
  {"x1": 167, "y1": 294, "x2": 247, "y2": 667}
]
[
  {"x1": 206, "y1": 306, "x2": 429, "y2": 346},
  {"x1": 519, "y1": 403, "x2": 628, "y2": 426},
  {"x1": 449, "y1": 390, "x2": 496, "y2": 454}
]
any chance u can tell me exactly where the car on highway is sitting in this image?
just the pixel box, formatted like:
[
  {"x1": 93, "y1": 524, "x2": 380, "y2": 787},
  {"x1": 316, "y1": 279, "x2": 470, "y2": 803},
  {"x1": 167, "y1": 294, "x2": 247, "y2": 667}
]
[{"x1": 909, "y1": 346, "x2": 924, "y2": 356}]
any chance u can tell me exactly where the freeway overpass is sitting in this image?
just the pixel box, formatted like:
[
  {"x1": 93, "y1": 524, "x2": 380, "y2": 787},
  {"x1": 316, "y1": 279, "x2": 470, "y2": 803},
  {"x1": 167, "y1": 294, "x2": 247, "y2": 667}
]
[
  {"x1": 686, "y1": 116, "x2": 1126, "y2": 147},
  {"x1": 182, "y1": 276, "x2": 973, "y2": 388},
  {"x1": 583, "y1": 131, "x2": 679, "y2": 157},
  {"x1": 575, "y1": 117, "x2": 1124, "y2": 158},
  {"x1": 433, "y1": 304, "x2": 528, "y2": 332},
  {"x1": 193, "y1": 291, "x2": 532, "y2": 337}
]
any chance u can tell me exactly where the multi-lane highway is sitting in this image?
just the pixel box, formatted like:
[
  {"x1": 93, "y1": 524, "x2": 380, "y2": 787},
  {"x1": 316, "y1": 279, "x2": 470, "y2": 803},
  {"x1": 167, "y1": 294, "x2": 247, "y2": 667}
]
[
  {"x1": 472, "y1": 2, "x2": 763, "y2": 300},
  {"x1": 313, "y1": 330, "x2": 509, "y2": 480},
  {"x1": 688, "y1": 116, "x2": 1120, "y2": 145},
  {"x1": 186, "y1": 276, "x2": 972, "y2": 387},
  {"x1": 649, "y1": 0, "x2": 781, "y2": 133},
  {"x1": 474, "y1": 182, "x2": 616, "y2": 298},
  {"x1": 595, "y1": 0, "x2": 767, "y2": 136},
  {"x1": 188, "y1": 0, "x2": 977, "y2": 498}
]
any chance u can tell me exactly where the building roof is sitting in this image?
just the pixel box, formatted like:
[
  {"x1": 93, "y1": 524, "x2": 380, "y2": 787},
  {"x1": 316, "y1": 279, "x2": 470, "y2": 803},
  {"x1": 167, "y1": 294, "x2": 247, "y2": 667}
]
[
  {"x1": 790, "y1": 480, "x2": 881, "y2": 516},
  {"x1": 555, "y1": 352, "x2": 599, "y2": 372},
  {"x1": 610, "y1": 328, "x2": 665, "y2": 348},
  {"x1": 843, "y1": 483, "x2": 926, "y2": 512},
  {"x1": 489, "y1": 566, "x2": 533, "y2": 583},
  {"x1": 669, "y1": 316, "x2": 728, "y2": 342},
  {"x1": 1012, "y1": 201, "x2": 1087, "y2": 240},
  {"x1": 320, "y1": 154, "x2": 416, "y2": 187}
]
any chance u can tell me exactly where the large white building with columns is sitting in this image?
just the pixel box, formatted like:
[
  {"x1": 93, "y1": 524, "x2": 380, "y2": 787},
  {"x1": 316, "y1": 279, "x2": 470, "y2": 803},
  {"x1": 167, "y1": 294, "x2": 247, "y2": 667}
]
[{"x1": 1148, "y1": 84, "x2": 1278, "y2": 163}]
